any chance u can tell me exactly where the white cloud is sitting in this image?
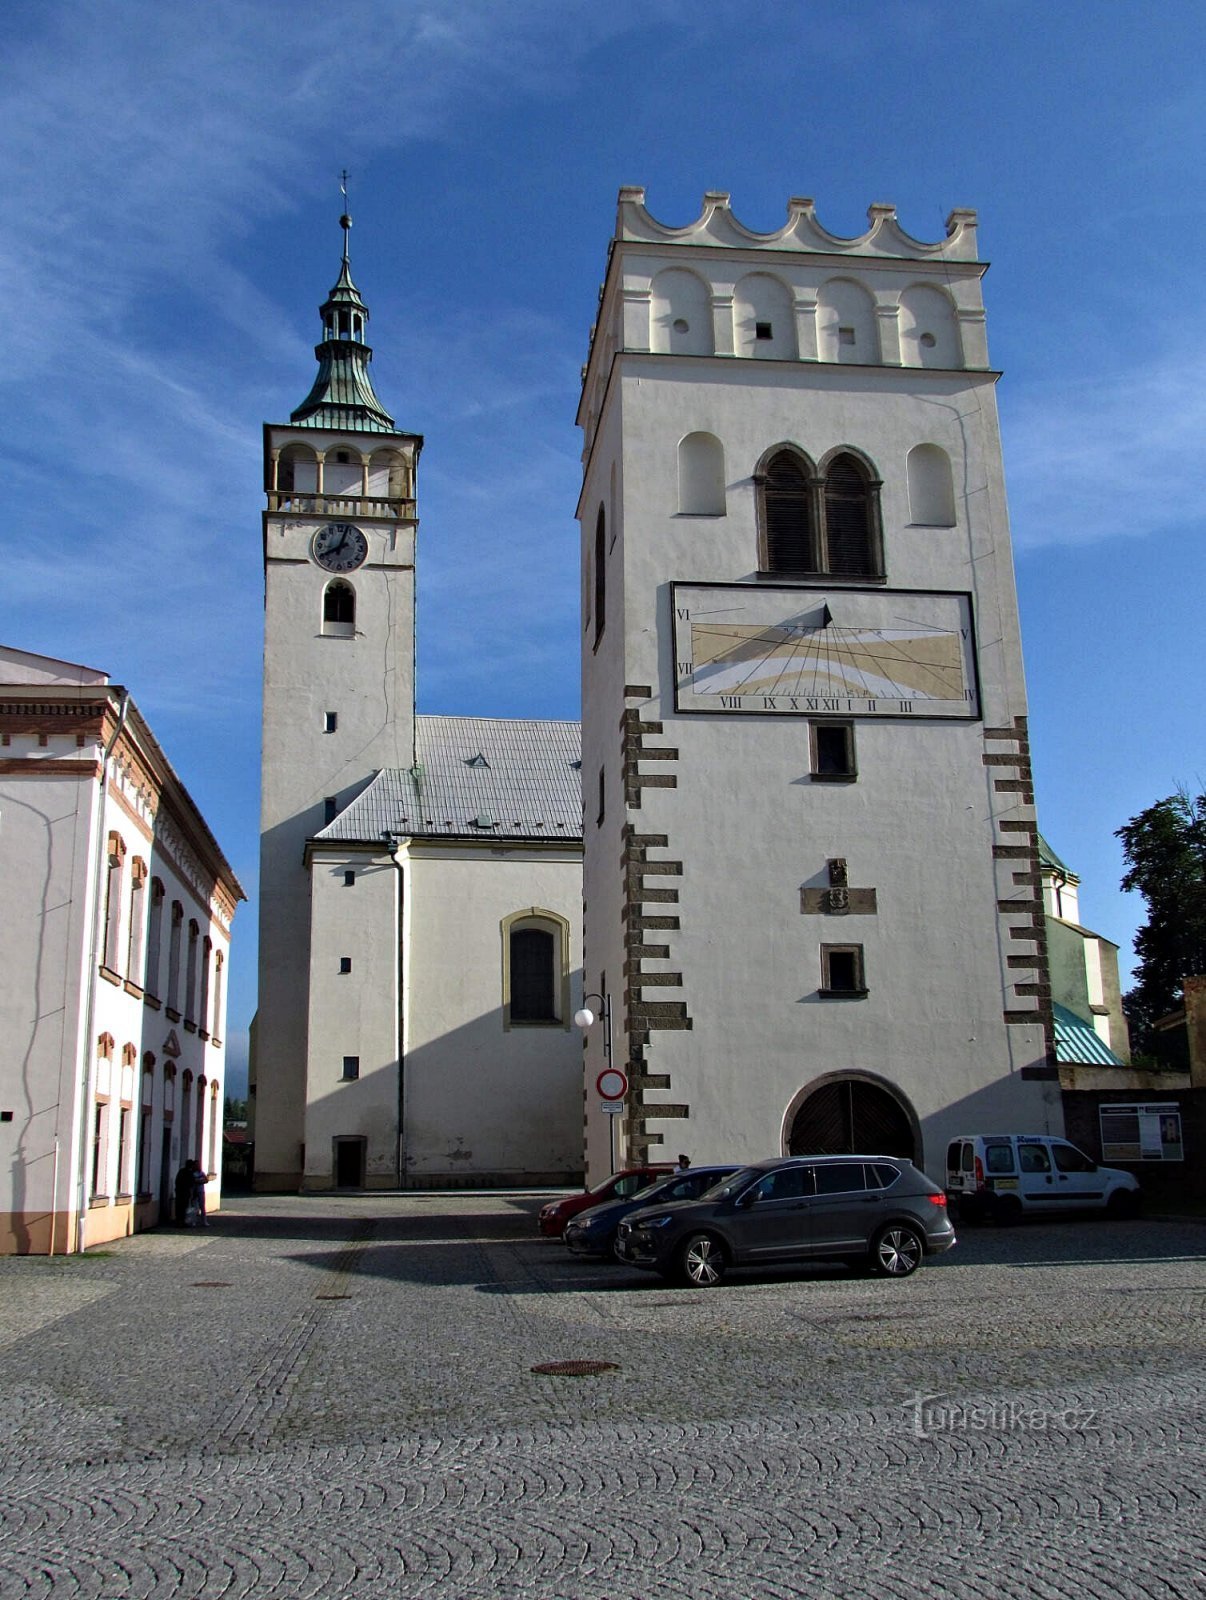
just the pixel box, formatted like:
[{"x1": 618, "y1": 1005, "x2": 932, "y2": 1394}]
[{"x1": 1002, "y1": 338, "x2": 1206, "y2": 550}]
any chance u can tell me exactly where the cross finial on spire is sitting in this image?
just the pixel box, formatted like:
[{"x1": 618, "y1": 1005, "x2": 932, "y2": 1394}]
[{"x1": 339, "y1": 170, "x2": 352, "y2": 264}]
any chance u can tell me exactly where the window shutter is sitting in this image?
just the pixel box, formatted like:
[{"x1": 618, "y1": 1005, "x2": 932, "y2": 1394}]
[
  {"x1": 823, "y1": 455, "x2": 874, "y2": 575},
  {"x1": 763, "y1": 453, "x2": 812, "y2": 571}
]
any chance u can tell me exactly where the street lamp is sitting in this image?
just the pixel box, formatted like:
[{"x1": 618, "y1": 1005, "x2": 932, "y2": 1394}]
[{"x1": 574, "y1": 991, "x2": 617, "y2": 1175}]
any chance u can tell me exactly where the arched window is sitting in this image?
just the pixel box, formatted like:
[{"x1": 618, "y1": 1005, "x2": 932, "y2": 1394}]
[
  {"x1": 103, "y1": 833, "x2": 126, "y2": 972},
  {"x1": 510, "y1": 929, "x2": 555, "y2": 1020},
  {"x1": 185, "y1": 920, "x2": 199, "y2": 1024},
  {"x1": 323, "y1": 448, "x2": 361, "y2": 496},
  {"x1": 167, "y1": 901, "x2": 183, "y2": 1013},
  {"x1": 212, "y1": 951, "x2": 224, "y2": 1041},
  {"x1": 368, "y1": 447, "x2": 409, "y2": 500},
  {"x1": 145, "y1": 877, "x2": 164, "y2": 997},
  {"x1": 678, "y1": 432, "x2": 726, "y2": 515},
  {"x1": 822, "y1": 453, "x2": 880, "y2": 576},
  {"x1": 502, "y1": 909, "x2": 570, "y2": 1028},
  {"x1": 277, "y1": 442, "x2": 317, "y2": 495},
  {"x1": 199, "y1": 936, "x2": 212, "y2": 1037},
  {"x1": 593, "y1": 507, "x2": 606, "y2": 646},
  {"x1": 127, "y1": 857, "x2": 147, "y2": 986},
  {"x1": 759, "y1": 449, "x2": 815, "y2": 571},
  {"x1": 322, "y1": 580, "x2": 356, "y2": 637},
  {"x1": 906, "y1": 444, "x2": 956, "y2": 526},
  {"x1": 758, "y1": 447, "x2": 883, "y2": 578}
]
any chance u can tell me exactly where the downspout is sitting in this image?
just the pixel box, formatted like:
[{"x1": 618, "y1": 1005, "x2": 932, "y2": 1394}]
[
  {"x1": 385, "y1": 835, "x2": 406, "y2": 1188},
  {"x1": 75, "y1": 688, "x2": 130, "y2": 1252}
]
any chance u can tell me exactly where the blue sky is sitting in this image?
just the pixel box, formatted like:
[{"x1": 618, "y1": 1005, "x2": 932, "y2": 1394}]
[{"x1": 2, "y1": 0, "x2": 1203, "y2": 1093}]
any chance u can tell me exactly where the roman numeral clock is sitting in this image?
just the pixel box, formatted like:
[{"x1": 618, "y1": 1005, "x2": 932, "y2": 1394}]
[{"x1": 671, "y1": 583, "x2": 980, "y2": 718}]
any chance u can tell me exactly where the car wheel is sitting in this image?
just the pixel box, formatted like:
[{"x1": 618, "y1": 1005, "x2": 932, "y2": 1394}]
[
  {"x1": 1107, "y1": 1188, "x2": 1140, "y2": 1219},
  {"x1": 993, "y1": 1193, "x2": 1023, "y2": 1225},
  {"x1": 677, "y1": 1232, "x2": 726, "y2": 1288},
  {"x1": 872, "y1": 1223, "x2": 924, "y2": 1278}
]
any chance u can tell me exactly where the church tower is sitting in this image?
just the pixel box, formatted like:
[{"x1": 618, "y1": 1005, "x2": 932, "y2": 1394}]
[
  {"x1": 576, "y1": 189, "x2": 1061, "y2": 1183},
  {"x1": 253, "y1": 206, "x2": 422, "y2": 1190}
]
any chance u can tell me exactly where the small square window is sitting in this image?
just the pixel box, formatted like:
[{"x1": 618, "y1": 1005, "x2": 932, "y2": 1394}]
[
  {"x1": 820, "y1": 945, "x2": 866, "y2": 997},
  {"x1": 339, "y1": 957, "x2": 352, "y2": 974},
  {"x1": 811, "y1": 721, "x2": 856, "y2": 781},
  {"x1": 755, "y1": 321, "x2": 773, "y2": 340},
  {"x1": 344, "y1": 870, "x2": 356, "y2": 887},
  {"x1": 838, "y1": 326, "x2": 856, "y2": 346},
  {"x1": 341, "y1": 1056, "x2": 360, "y2": 1081},
  {"x1": 324, "y1": 797, "x2": 338, "y2": 824},
  {"x1": 324, "y1": 711, "x2": 338, "y2": 733}
]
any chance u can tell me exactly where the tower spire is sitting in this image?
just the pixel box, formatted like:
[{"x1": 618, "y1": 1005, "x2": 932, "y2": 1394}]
[{"x1": 290, "y1": 175, "x2": 396, "y2": 432}]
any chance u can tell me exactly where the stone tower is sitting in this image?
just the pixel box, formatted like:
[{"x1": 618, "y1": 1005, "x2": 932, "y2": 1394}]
[
  {"x1": 253, "y1": 210, "x2": 422, "y2": 1190},
  {"x1": 576, "y1": 188, "x2": 1060, "y2": 1183}
]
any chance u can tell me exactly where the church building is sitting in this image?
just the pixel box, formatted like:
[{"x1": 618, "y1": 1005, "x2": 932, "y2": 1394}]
[
  {"x1": 253, "y1": 186, "x2": 1067, "y2": 1194},
  {"x1": 251, "y1": 214, "x2": 584, "y2": 1191}
]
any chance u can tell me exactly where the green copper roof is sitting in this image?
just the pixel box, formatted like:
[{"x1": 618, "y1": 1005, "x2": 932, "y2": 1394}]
[
  {"x1": 291, "y1": 214, "x2": 396, "y2": 433},
  {"x1": 1052, "y1": 1002, "x2": 1126, "y2": 1067},
  {"x1": 1037, "y1": 832, "x2": 1077, "y2": 880}
]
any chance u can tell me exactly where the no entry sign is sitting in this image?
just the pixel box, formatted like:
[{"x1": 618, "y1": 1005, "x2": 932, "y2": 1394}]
[{"x1": 596, "y1": 1068, "x2": 628, "y2": 1101}]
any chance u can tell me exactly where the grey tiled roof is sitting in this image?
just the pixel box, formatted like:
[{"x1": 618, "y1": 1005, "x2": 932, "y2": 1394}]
[{"x1": 317, "y1": 715, "x2": 583, "y2": 843}]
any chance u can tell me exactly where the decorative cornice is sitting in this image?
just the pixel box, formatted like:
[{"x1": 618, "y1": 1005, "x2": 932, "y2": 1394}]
[{"x1": 615, "y1": 187, "x2": 981, "y2": 262}]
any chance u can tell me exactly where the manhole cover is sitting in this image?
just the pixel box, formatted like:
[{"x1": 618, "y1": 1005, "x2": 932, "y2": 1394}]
[
  {"x1": 531, "y1": 1359, "x2": 619, "y2": 1377},
  {"x1": 315, "y1": 1293, "x2": 352, "y2": 1301},
  {"x1": 191, "y1": 1281, "x2": 231, "y2": 1288}
]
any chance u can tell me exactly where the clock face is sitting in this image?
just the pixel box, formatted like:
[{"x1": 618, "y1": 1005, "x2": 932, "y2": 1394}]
[
  {"x1": 671, "y1": 582, "x2": 979, "y2": 719},
  {"x1": 313, "y1": 522, "x2": 368, "y2": 573}
]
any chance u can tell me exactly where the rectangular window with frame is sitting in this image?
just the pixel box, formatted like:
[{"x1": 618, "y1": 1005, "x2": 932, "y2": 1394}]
[
  {"x1": 811, "y1": 720, "x2": 856, "y2": 780},
  {"x1": 820, "y1": 944, "x2": 866, "y2": 997},
  {"x1": 341, "y1": 1056, "x2": 360, "y2": 1081}
]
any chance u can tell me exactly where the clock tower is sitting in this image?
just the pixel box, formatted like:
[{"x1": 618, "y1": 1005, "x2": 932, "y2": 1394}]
[{"x1": 253, "y1": 207, "x2": 422, "y2": 1190}]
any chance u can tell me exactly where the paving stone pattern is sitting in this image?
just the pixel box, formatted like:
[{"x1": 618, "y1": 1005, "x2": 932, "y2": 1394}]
[{"x1": 0, "y1": 1196, "x2": 1203, "y2": 1598}]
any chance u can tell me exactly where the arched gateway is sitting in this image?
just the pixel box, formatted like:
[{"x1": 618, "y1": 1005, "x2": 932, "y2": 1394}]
[{"x1": 785, "y1": 1074, "x2": 920, "y2": 1164}]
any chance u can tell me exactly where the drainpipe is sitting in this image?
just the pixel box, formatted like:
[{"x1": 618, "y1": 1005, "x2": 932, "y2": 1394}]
[
  {"x1": 75, "y1": 688, "x2": 129, "y2": 1253},
  {"x1": 383, "y1": 833, "x2": 406, "y2": 1189}
]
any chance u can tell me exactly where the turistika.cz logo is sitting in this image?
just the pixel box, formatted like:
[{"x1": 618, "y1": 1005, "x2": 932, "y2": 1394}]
[{"x1": 903, "y1": 1392, "x2": 1098, "y2": 1439}]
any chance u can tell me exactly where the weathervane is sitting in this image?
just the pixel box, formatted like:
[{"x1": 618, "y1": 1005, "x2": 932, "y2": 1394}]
[{"x1": 339, "y1": 169, "x2": 352, "y2": 260}]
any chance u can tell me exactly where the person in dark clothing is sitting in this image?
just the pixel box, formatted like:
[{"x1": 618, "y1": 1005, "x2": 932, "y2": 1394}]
[
  {"x1": 191, "y1": 1161, "x2": 209, "y2": 1228},
  {"x1": 174, "y1": 1159, "x2": 196, "y2": 1226}
]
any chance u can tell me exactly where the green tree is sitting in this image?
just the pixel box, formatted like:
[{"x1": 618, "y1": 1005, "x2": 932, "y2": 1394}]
[{"x1": 1116, "y1": 788, "x2": 1206, "y2": 1053}]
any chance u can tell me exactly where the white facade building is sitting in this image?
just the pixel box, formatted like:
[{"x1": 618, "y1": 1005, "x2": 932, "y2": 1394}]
[
  {"x1": 576, "y1": 189, "x2": 1063, "y2": 1185},
  {"x1": 252, "y1": 220, "x2": 584, "y2": 1192},
  {"x1": 0, "y1": 646, "x2": 243, "y2": 1253}
]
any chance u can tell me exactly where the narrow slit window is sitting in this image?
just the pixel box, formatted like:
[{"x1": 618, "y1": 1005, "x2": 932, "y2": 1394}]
[{"x1": 324, "y1": 711, "x2": 338, "y2": 733}]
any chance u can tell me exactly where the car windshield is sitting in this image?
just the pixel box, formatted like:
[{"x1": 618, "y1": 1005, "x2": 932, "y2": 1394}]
[{"x1": 701, "y1": 1166, "x2": 761, "y2": 1201}]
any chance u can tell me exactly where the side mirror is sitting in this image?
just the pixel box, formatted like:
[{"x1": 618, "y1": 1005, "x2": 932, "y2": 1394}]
[{"x1": 735, "y1": 1189, "x2": 757, "y2": 1209}]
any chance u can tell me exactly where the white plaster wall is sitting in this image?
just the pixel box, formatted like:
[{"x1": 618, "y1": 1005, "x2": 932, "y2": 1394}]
[
  {"x1": 0, "y1": 766, "x2": 97, "y2": 1248},
  {"x1": 304, "y1": 848, "x2": 402, "y2": 1187},
  {"x1": 403, "y1": 846, "x2": 584, "y2": 1181}
]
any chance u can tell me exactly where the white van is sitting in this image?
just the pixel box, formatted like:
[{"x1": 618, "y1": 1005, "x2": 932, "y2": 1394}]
[{"x1": 945, "y1": 1134, "x2": 1141, "y2": 1222}]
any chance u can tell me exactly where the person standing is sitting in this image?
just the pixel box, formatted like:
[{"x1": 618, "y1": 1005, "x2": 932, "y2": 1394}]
[{"x1": 174, "y1": 1159, "x2": 196, "y2": 1226}]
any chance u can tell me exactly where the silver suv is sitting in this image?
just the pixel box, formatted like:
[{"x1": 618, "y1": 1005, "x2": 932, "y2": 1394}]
[{"x1": 615, "y1": 1155, "x2": 956, "y2": 1287}]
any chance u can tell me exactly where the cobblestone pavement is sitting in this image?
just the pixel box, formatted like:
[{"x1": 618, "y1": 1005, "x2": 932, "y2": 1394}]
[{"x1": 0, "y1": 1195, "x2": 1203, "y2": 1598}]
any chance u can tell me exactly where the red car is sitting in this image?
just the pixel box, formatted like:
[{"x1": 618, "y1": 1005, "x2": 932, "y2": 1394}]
[{"x1": 538, "y1": 1166, "x2": 674, "y2": 1237}]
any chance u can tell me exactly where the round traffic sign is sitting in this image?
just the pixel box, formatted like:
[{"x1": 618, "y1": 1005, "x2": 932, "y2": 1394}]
[{"x1": 596, "y1": 1068, "x2": 628, "y2": 1100}]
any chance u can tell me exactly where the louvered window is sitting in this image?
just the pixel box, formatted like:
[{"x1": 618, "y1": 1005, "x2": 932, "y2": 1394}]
[
  {"x1": 510, "y1": 928, "x2": 556, "y2": 1021},
  {"x1": 762, "y1": 452, "x2": 814, "y2": 571},
  {"x1": 823, "y1": 454, "x2": 876, "y2": 576},
  {"x1": 759, "y1": 448, "x2": 881, "y2": 578}
]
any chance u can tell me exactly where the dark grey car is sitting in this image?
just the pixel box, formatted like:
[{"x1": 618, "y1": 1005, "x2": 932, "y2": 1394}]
[{"x1": 615, "y1": 1155, "x2": 956, "y2": 1286}]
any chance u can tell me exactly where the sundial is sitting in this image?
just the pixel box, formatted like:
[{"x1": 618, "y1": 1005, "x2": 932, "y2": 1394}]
[{"x1": 671, "y1": 583, "x2": 979, "y2": 718}]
